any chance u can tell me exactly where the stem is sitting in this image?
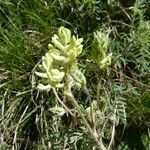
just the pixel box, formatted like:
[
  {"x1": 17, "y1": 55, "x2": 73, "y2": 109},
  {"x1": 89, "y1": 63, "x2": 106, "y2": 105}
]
[
  {"x1": 52, "y1": 88, "x2": 74, "y2": 116},
  {"x1": 66, "y1": 93, "x2": 106, "y2": 150},
  {"x1": 108, "y1": 108, "x2": 116, "y2": 150}
]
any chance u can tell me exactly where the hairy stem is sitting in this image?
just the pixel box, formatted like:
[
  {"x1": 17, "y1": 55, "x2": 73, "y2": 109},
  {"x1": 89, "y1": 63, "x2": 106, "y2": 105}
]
[
  {"x1": 65, "y1": 92, "x2": 106, "y2": 150},
  {"x1": 52, "y1": 88, "x2": 74, "y2": 116}
]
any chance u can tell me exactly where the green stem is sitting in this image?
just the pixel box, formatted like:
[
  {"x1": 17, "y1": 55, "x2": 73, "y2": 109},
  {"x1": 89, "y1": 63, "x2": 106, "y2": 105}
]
[
  {"x1": 52, "y1": 88, "x2": 74, "y2": 116},
  {"x1": 66, "y1": 92, "x2": 106, "y2": 150}
]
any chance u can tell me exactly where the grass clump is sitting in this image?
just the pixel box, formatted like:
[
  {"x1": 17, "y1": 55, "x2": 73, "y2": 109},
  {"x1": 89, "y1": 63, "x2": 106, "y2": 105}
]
[{"x1": 0, "y1": 0, "x2": 150, "y2": 149}]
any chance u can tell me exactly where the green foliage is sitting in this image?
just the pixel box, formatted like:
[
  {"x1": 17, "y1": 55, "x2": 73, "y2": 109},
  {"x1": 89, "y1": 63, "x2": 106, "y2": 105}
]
[
  {"x1": 91, "y1": 31, "x2": 112, "y2": 69},
  {"x1": 0, "y1": 0, "x2": 150, "y2": 149},
  {"x1": 35, "y1": 26, "x2": 85, "y2": 90}
]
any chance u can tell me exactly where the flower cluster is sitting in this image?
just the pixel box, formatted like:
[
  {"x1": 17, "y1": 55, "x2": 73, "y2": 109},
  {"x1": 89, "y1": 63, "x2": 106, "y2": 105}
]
[
  {"x1": 35, "y1": 26, "x2": 86, "y2": 91},
  {"x1": 92, "y1": 31, "x2": 112, "y2": 69}
]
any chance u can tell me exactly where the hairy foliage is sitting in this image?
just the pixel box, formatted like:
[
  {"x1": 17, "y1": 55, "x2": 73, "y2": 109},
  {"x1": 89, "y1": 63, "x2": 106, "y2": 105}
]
[{"x1": 0, "y1": 0, "x2": 150, "y2": 149}]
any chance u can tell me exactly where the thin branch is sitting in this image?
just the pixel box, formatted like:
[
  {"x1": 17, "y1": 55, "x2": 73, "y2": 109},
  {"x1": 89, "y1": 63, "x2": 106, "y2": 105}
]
[
  {"x1": 66, "y1": 93, "x2": 106, "y2": 150},
  {"x1": 108, "y1": 108, "x2": 116, "y2": 150},
  {"x1": 110, "y1": 68, "x2": 150, "y2": 89},
  {"x1": 116, "y1": 1, "x2": 132, "y2": 21},
  {"x1": 52, "y1": 88, "x2": 74, "y2": 116}
]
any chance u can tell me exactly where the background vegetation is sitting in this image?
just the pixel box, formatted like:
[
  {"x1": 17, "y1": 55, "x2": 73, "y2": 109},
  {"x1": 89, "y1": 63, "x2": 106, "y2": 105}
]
[{"x1": 0, "y1": 0, "x2": 150, "y2": 149}]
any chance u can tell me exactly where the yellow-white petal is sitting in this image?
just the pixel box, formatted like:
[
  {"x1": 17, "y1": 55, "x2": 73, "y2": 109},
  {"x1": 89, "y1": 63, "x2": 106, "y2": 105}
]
[{"x1": 37, "y1": 83, "x2": 51, "y2": 91}]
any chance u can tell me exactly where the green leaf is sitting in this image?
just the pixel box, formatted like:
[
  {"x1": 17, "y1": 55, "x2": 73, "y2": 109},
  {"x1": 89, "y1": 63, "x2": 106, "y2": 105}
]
[
  {"x1": 72, "y1": 70, "x2": 86, "y2": 88},
  {"x1": 35, "y1": 71, "x2": 48, "y2": 78},
  {"x1": 52, "y1": 34, "x2": 65, "y2": 50},
  {"x1": 99, "y1": 53, "x2": 112, "y2": 69},
  {"x1": 49, "y1": 106, "x2": 65, "y2": 116},
  {"x1": 58, "y1": 26, "x2": 71, "y2": 45}
]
